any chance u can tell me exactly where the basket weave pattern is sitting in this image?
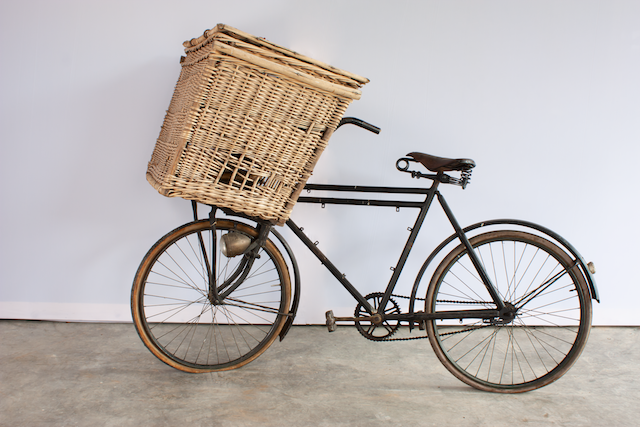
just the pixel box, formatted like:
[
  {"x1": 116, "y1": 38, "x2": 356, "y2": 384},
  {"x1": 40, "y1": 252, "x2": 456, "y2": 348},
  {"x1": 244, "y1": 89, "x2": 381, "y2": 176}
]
[{"x1": 147, "y1": 25, "x2": 367, "y2": 225}]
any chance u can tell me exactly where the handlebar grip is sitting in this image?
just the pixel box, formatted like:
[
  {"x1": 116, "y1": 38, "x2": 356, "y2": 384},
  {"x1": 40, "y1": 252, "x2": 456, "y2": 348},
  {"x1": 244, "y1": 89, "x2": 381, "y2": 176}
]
[{"x1": 336, "y1": 117, "x2": 381, "y2": 134}]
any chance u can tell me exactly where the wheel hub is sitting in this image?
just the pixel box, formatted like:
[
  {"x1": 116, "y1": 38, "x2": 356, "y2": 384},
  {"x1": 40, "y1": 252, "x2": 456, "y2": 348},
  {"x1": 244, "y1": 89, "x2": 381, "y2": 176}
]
[{"x1": 497, "y1": 302, "x2": 517, "y2": 324}]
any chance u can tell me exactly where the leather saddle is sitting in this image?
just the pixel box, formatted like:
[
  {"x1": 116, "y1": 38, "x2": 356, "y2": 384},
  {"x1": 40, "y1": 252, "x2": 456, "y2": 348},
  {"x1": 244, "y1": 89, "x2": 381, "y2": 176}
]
[{"x1": 406, "y1": 152, "x2": 475, "y2": 173}]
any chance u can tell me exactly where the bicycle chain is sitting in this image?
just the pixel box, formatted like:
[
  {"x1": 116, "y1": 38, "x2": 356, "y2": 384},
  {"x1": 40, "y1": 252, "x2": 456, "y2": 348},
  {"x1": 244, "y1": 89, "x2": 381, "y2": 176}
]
[
  {"x1": 361, "y1": 294, "x2": 424, "y2": 342},
  {"x1": 392, "y1": 294, "x2": 491, "y2": 305},
  {"x1": 367, "y1": 294, "x2": 491, "y2": 342}
]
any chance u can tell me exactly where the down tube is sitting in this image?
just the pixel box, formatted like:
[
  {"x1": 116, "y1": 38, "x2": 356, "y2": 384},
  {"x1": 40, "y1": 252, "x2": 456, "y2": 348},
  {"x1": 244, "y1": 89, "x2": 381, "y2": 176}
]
[{"x1": 285, "y1": 218, "x2": 374, "y2": 313}]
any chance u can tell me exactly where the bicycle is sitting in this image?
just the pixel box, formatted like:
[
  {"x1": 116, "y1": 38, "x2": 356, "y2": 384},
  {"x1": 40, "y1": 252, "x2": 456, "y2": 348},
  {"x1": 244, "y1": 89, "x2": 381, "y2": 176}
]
[{"x1": 131, "y1": 117, "x2": 599, "y2": 393}]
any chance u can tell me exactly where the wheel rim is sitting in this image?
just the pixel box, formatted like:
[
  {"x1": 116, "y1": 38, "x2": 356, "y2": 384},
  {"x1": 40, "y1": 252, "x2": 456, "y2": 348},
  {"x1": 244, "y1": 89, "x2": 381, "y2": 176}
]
[
  {"x1": 426, "y1": 231, "x2": 591, "y2": 391},
  {"x1": 133, "y1": 220, "x2": 290, "y2": 371}
]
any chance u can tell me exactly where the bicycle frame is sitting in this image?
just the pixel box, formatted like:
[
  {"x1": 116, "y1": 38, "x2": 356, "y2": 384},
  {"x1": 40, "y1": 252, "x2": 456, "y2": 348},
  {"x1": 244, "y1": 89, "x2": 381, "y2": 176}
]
[
  {"x1": 288, "y1": 173, "x2": 506, "y2": 324},
  {"x1": 193, "y1": 169, "x2": 598, "y2": 336}
]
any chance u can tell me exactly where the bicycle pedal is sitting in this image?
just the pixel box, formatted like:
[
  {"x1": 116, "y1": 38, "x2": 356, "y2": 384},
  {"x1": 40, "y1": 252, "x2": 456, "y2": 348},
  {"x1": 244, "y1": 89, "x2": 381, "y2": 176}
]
[{"x1": 325, "y1": 310, "x2": 336, "y2": 332}]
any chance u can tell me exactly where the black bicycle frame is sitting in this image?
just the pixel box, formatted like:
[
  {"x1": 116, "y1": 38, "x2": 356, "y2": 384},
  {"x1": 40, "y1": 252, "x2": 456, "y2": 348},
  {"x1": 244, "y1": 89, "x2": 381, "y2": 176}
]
[{"x1": 288, "y1": 175, "x2": 506, "y2": 322}]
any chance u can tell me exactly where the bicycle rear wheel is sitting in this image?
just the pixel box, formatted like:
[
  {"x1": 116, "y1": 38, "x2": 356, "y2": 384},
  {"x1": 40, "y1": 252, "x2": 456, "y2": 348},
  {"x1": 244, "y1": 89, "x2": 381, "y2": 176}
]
[
  {"x1": 425, "y1": 230, "x2": 591, "y2": 393},
  {"x1": 131, "y1": 219, "x2": 291, "y2": 372}
]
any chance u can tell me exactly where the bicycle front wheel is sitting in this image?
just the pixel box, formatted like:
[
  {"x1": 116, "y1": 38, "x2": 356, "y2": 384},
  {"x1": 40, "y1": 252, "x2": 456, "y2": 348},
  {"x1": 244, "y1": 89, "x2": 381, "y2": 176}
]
[
  {"x1": 132, "y1": 219, "x2": 291, "y2": 372},
  {"x1": 425, "y1": 230, "x2": 592, "y2": 393}
]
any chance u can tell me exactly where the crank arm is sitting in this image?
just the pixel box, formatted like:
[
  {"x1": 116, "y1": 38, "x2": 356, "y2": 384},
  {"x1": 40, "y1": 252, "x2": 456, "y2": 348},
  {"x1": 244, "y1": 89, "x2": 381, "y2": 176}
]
[{"x1": 325, "y1": 310, "x2": 380, "y2": 332}]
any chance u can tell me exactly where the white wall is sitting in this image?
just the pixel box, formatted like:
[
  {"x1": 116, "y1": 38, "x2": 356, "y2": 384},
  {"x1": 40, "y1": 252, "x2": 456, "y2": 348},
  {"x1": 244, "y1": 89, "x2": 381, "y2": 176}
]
[{"x1": 1, "y1": 0, "x2": 638, "y2": 325}]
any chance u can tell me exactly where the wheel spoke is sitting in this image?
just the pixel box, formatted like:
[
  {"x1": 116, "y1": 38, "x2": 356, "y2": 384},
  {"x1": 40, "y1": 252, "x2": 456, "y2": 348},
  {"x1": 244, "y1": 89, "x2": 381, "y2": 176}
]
[
  {"x1": 132, "y1": 220, "x2": 290, "y2": 372},
  {"x1": 426, "y1": 230, "x2": 591, "y2": 392}
]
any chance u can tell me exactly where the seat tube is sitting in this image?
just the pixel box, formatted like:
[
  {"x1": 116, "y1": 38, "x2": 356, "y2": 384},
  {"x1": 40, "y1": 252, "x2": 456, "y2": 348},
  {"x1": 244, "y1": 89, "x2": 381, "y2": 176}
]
[
  {"x1": 437, "y1": 193, "x2": 506, "y2": 311},
  {"x1": 380, "y1": 182, "x2": 439, "y2": 308}
]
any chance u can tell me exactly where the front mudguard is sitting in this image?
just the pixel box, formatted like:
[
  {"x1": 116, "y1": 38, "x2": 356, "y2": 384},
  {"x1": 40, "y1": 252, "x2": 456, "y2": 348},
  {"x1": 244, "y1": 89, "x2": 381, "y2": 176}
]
[{"x1": 268, "y1": 226, "x2": 301, "y2": 341}]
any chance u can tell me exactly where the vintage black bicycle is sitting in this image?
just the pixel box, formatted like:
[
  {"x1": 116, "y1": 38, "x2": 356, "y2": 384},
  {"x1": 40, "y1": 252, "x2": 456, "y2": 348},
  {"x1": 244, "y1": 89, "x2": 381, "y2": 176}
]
[{"x1": 131, "y1": 118, "x2": 599, "y2": 393}]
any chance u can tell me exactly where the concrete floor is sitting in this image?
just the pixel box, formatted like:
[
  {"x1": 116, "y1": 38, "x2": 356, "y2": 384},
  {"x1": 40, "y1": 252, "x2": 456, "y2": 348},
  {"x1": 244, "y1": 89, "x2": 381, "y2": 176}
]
[{"x1": 0, "y1": 321, "x2": 638, "y2": 427}]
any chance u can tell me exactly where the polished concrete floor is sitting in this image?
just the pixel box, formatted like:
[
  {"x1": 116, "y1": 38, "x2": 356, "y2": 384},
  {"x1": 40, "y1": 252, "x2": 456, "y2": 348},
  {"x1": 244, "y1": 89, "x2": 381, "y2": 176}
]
[{"x1": 0, "y1": 321, "x2": 638, "y2": 426}]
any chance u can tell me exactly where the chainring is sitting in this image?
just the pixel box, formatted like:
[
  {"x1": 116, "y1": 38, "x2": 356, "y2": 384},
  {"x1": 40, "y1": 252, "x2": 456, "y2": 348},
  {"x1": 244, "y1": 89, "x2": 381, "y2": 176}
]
[{"x1": 354, "y1": 292, "x2": 401, "y2": 341}]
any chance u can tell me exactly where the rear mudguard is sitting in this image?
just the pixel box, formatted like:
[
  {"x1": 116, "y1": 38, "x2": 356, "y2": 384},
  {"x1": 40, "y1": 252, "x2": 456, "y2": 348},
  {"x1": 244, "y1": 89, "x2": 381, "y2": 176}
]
[{"x1": 408, "y1": 219, "x2": 600, "y2": 321}]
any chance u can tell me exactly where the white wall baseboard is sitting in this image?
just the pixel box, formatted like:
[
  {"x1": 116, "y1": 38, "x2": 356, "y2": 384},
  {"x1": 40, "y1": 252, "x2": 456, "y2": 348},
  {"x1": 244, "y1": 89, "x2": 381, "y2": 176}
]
[{"x1": 0, "y1": 302, "x2": 132, "y2": 323}]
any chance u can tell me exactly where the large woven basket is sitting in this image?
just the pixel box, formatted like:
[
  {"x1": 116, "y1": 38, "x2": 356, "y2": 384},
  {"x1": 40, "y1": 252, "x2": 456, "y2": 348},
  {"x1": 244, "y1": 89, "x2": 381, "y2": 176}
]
[{"x1": 147, "y1": 24, "x2": 368, "y2": 225}]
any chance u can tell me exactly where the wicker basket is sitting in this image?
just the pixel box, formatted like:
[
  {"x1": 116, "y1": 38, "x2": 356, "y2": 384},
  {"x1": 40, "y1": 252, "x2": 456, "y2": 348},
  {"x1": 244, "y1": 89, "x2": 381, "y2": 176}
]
[{"x1": 147, "y1": 24, "x2": 368, "y2": 225}]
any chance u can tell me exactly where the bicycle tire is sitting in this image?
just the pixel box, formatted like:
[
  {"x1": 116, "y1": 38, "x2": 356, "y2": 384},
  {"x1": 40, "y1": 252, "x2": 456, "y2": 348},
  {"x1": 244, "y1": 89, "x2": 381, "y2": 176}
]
[
  {"x1": 132, "y1": 219, "x2": 291, "y2": 372},
  {"x1": 425, "y1": 230, "x2": 592, "y2": 393}
]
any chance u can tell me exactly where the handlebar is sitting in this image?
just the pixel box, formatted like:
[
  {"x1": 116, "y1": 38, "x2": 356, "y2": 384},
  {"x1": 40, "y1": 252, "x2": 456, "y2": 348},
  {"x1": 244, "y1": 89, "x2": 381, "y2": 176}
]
[{"x1": 336, "y1": 117, "x2": 381, "y2": 134}]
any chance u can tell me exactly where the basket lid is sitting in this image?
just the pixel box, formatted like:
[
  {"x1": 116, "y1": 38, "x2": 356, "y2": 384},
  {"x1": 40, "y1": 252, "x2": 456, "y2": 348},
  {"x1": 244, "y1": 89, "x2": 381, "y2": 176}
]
[{"x1": 183, "y1": 24, "x2": 370, "y2": 86}]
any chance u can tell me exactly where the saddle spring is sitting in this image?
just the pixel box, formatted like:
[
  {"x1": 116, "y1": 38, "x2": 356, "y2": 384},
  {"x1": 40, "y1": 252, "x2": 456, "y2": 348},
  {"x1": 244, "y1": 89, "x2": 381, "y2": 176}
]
[
  {"x1": 460, "y1": 170, "x2": 472, "y2": 189},
  {"x1": 396, "y1": 157, "x2": 473, "y2": 189}
]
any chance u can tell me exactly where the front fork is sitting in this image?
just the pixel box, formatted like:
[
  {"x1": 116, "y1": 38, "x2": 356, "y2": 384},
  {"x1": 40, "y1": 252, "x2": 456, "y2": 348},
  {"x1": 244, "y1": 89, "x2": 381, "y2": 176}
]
[
  {"x1": 191, "y1": 202, "x2": 271, "y2": 305},
  {"x1": 214, "y1": 224, "x2": 270, "y2": 302}
]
